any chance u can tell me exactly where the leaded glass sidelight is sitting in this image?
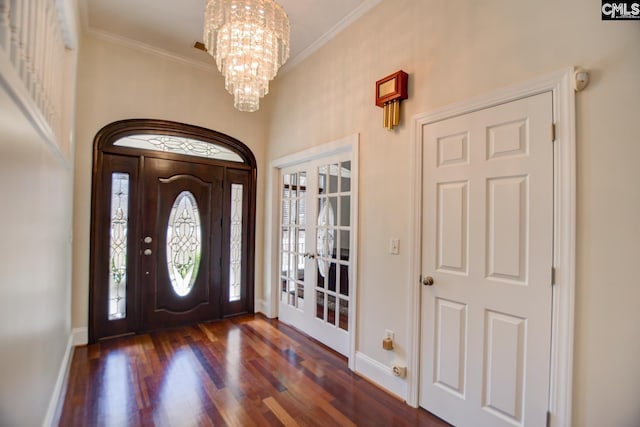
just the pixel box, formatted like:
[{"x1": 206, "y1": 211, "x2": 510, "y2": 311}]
[
  {"x1": 166, "y1": 191, "x2": 202, "y2": 297},
  {"x1": 229, "y1": 184, "x2": 243, "y2": 302},
  {"x1": 109, "y1": 173, "x2": 129, "y2": 320}
]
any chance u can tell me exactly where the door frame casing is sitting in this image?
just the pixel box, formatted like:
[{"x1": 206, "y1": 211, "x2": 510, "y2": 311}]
[
  {"x1": 263, "y1": 134, "x2": 359, "y2": 370},
  {"x1": 407, "y1": 68, "x2": 576, "y2": 427}
]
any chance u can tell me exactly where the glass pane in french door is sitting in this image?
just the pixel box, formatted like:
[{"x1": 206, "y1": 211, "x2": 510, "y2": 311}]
[
  {"x1": 316, "y1": 161, "x2": 351, "y2": 331},
  {"x1": 280, "y1": 171, "x2": 307, "y2": 309}
]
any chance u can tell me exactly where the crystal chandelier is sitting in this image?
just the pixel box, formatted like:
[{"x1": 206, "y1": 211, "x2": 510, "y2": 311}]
[{"x1": 203, "y1": 0, "x2": 290, "y2": 112}]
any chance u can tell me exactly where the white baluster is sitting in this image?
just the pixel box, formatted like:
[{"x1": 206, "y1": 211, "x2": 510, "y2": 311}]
[
  {"x1": 8, "y1": 0, "x2": 20, "y2": 67},
  {"x1": 50, "y1": 1, "x2": 61, "y2": 131},
  {"x1": 33, "y1": 2, "x2": 39, "y2": 100},
  {"x1": 52, "y1": 27, "x2": 64, "y2": 135},
  {"x1": 42, "y1": 1, "x2": 53, "y2": 123},
  {"x1": 30, "y1": 0, "x2": 39, "y2": 104},
  {"x1": 27, "y1": 0, "x2": 37, "y2": 97},
  {"x1": 0, "y1": 0, "x2": 9, "y2": 51},
  {"x1": 35, "y1": 0, "x2": 48, "y2": 112},
  {"x1": 18, "y1": 0, "x2": 30, "y2": 85}
]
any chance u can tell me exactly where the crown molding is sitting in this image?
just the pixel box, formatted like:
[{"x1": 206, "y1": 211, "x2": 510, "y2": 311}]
[
  {"x1": 78, "y1": 0, "x2": 215, "y2": 72},
  {"x1": 280, "y1": 0, "x2": 383, "y2": 74},
  {"x1": 86, "y1": 28, "x2": 217, "y2": 72},
  {"x1": 78, "y1": 0, "x2": 383, "y2": 76}
]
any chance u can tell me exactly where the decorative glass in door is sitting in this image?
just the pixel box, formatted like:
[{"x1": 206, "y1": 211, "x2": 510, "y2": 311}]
[
  {"x1": 166, "y1": 191, "x2": 202, "y2": 297},
  {"x1": 108, "y1": 172, "x2": 130, "y2": 320},
  {"x1": 316, "y1": 162, "x2": 351, "y2": 331},
  {"x1": 114, "y1": 134, "x2": 244, "y2": 162},
  {"x1": 280, "y1": 172, "x2": 307, "y2": 309},
  {"x1": 228, "y1": 184, "x2": 244, "y2": 302}
]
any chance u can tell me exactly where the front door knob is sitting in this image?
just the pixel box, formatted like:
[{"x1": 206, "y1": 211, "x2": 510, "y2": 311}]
[{"x1": 422, "y1": 276, "x2": 434, "y2": 286}]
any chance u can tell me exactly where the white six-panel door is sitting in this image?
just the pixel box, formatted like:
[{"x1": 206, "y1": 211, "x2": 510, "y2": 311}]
[{"x1": 420, "y1": 92, "x2": 553, "y2": 427}]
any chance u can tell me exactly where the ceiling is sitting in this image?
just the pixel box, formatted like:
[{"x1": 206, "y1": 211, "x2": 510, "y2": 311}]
[{"x1": 81, "y1": 0, "x2": 381, "y2": 72}]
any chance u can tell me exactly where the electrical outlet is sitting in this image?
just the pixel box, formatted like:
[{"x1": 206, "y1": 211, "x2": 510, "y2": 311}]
[{"x1": 392, "y1": 365, "x2": 407, "y2": 378}]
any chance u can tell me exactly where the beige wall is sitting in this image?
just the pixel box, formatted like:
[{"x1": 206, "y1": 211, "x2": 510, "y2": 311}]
[
  {"x1": 0, "y1": 92, "x2": 73, "y2": 425},
  {"x1": 72, "y1": 34, "x2": 268, "y2": 333},
  {"x1": 265, "y1": 1, "x2": 640, "y2": 426}
]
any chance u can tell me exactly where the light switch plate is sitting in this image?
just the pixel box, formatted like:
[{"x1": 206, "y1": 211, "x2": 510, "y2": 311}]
[{"x1": 389, "y1": 238, "x2": 399, "y2": 255}]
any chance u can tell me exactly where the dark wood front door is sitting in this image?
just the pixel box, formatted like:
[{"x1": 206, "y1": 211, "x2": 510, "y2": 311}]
[
  {"x1": 142, "y1": 157, "x2": 223, "y2": 330},
  {"x1": 89, "y1": 119, "x2": 257, "y2": 342}
]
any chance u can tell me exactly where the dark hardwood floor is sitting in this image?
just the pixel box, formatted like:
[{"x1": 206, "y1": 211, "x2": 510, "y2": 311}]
[{"x1": 58, "y1": 314, "x2": 450, "y2": 426}]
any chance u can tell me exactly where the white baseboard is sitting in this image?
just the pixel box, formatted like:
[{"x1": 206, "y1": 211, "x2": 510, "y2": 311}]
[
  {"x1": 72, "y1": 327, "x2": 88, "y2": 346},
  {"x1": 256, "y1": 298, "x2": 267, "y2": 315},
  {"x1": 42, "y1": 333, "x2": 74, "y2": 427},
  {"x1": 256, "y1": 299, "x2": 276, "y2": 318},
  {"x1": 354, "y1": 351, "x2": 408, "y2": 401}
]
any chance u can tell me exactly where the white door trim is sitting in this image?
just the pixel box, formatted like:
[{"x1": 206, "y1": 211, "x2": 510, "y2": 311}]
[
  {"x1": 263, "y1": 134, "x2": 359, "y2": 370},
  {"x1": 407, "y1": 68, "x2": 575, "y2": 427}
]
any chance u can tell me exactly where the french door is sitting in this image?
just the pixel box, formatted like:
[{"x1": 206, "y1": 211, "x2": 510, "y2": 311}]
[
  {"x1": 278, "y1": 154, "x2": 354, "y2": 356},
  {"x1": 90, "y1": 119, "x2": 256, "y2": 342}
]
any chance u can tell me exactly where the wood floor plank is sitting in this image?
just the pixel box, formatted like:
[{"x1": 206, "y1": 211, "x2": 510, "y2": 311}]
[
  {"x1": 197, "y1": 323, "x2": 219, "y2": 343},
  {"x1": 58, "y1": 314, "x2": 450, "y2": 427},
  {"x1": 263, "y1": 396, "x2": 300, "y2": 427}
]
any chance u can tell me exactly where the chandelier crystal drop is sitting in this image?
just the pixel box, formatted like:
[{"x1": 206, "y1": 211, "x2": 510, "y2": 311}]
[{"x1": 204, "y1": 0, "x2": 290, "y2": 112}]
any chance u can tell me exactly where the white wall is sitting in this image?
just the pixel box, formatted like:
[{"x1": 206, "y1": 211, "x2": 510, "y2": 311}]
[
  {"x1": 0, "y1": 88, "x2": 73, "y2": 426},
  {"x1": 72, "y1": 34, "x2": 268, "y2": 338},
  {"x1": 264, "y1": 1, "x2": 640, "y2": 426}
]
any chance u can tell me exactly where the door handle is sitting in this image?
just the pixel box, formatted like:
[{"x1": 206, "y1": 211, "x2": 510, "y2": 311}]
[
  {"x1": 304, "y1": 252, "x2": 316, "y2": 259},
  {"x1": 422, "y1": 276, "x2": 434, "y2": 286}
]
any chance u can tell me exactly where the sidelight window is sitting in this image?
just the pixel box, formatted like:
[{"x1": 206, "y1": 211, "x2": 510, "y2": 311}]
[
  {"x1": 229, "y1": 184, "x2": 244, "y2": 302},
  {"x1": 108, "y1": 173, "x2": 129, "y2": 320}
]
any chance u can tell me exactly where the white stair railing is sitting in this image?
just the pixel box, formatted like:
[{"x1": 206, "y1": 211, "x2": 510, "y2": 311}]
[{"x1": 0, "y1": 0, "x2": 73, "y2": 149}]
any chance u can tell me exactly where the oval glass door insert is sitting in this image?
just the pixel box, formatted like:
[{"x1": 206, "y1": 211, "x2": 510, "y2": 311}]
[{"x1": 166, "y1": 191, "x2": 202, "y2": 296}]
